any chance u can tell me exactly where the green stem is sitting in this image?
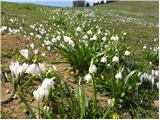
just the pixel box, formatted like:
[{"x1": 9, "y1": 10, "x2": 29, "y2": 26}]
[
  {"x1": 92, "y1": 74, "x2": 97, "y2": 118},
  {"x1": 111, "y1": 69, "x2": 117, "y2": 111},
  {"x1": 38, "y1": 101, "x2": 40, "y2": 119}
]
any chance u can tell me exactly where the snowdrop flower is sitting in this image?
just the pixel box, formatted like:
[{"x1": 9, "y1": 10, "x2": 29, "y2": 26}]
[
  {"x1": 9, "y1": 61, "x2": 23, "y2": 78},
  {"x1": 123, "y1": 32, "x2": 127, "y2": 36},
  {"x1": 112, "y1": 56, "x2": 119, "y2": 63},
  {"x1": 45, "y1": 40, "x2": 52, "y2": 46},
  {"x1": 76, "y1": 26, "x2": 82, "y2": 32},
  {"x1": 124, "y1": 50, "x2": 131, "y2": 56},
  {"x1": 102, "y1": 37, "x2": 106, "y2": 41},
  {"x1": 35, "y1": 34, "x2": 41, "y2": 39},
  {"x1": 51, "y1": 38, "x2": 57, "y2": 43},
  {"x1": 42, "y1": 78, "x2": 55, "y2": 90},
  {"x1": 56, "y1": 35, "x2": 61, "y2": 41},
  {"x1": 33, "y1": 86, "x2": 47, "y2": 101},
  {"x1": 89, "y1": 64, "x2": 97, "y2": 74},
  {"x1": 150, "y1": 62, "x2": 152, "y2": 65},
  {"x1": 68, "y1": 40, "x2": 75, "y2": 47},
  {"x1": 64, "y1": 36, "x2": 71, "y2": 43},
  {"x1": 107, "y1": 64, "x2": 111, "y2": 68},
  {"x1": 151, "y1": 70, "x2": 159, "y2": 77},
  {"x1": 111, "y1": 35, "x2": 119, "y2": 42},
  {"x1": 47, "y1": 46, "x2": 51, "y2": 51},
  {"x1": 42, "y1": 52, "x2": 46, "y2": 56},
  {"x1": 83, "y1": 35, "x2": 88, "y2": 40},
  {"x1": 87, "y1": 30, "x2": 92, "y2": 35},
  {"x1": 26, "y1": 64, "x2": 41, "y2": 75},
  {"x1": 147, "y1": 75, "x2": 155, "y2": 85},
  {"x1": 43, "y1": 106, "x2": 49, "y2": 112},
  {"x1": 100, "y1": 56, "x2": 107, "y2": 63},
  {"x1": 33, "y1": 49, "x2": 39, "y2": 55},
  {"x1": 97, "y1": 30, "x2": 101, "y2": 34},
  {"x1": 156, "y1": 83, "x2": 159, "y2": 89},
  {"x1": 115, "y1": 72, "x2": 123, "y2": 80},
  {"x1": 30, "y1": 43, "x2": 34, "y2": 49},
  {"x1": 105, "y1": 33, "x2": 108, "y2": 36},
  {"x1": 19, "y1": 49, "x2": 29, "y2": 59},
  {"x1": 30, "y1": 33, "x2": 34, "y2": 37},
  {"x1": 21, "y1": 63, "x2": 29, "y2": 72},
  {"x1": 42, "y1": 43, "x2": 45, "y2": 47},
  {"x1": 92, "y1": 35, "x2": 97, "y2": 41},
  {"x1": 39, "y1": 63, "x2": 46, "y2": 72},
  {"x1": 84, "y1": 74, "x2": 92, "y2": 83},
  {"x1": 108, "y1": 98, "x2": 115, "y2": 107},
  {"x1": 143, "y1": 45, "x2": 147, "y2": 49}
]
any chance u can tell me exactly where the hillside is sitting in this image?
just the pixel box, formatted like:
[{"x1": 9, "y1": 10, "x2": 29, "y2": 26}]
[{"x1": 1, "y1": 1, "x2": 159, "y2": 119}]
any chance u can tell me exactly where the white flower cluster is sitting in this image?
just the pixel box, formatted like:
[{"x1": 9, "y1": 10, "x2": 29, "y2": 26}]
[
  {"x1": 140, "y1": 70, "x2": 159, "y2": 85},
  {"x1": 33, "y1": 78, "x2": 55, "y2": 101},
  {"x1": 9, "y1": 61, "x2": 47, "y2": 77}
]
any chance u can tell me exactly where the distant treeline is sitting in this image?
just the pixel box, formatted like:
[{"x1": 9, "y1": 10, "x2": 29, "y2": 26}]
[
  {"x1": 93, "y1": 0, "x2": 117, "y2": 6},
  {"x1": 85, "y1": 0, "x2": 117, "y2": 7}
]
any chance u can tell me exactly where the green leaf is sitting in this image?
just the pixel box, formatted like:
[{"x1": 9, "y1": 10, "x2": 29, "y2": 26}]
[{"x1": 19, "y1": 94, "x2": 36, "y2": 119}]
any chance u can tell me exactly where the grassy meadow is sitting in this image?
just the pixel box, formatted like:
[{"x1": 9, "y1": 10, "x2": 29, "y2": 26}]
[{"x1": 1, "y1": 1, "x2": 159, "y2": 119}]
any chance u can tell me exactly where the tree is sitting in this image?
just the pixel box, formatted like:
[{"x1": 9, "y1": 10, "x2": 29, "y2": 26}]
[
  {"x1": 93, "y1": 2, "x2": 96, "y2": 6},
  {"x1": 86, "y1": 2, "x2": 90, "y2": 7},
  {"x1": 100, "y1": 0, "x2": 105, "y2": 4}
]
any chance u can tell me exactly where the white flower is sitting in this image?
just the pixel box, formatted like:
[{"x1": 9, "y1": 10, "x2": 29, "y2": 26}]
[
  {"x1": 47, "y1": 46, "x2": 51, "y2": 51},
  {"x1": 147, "y1": 75, "x2": 155, "y2": 85},
  {"x1": 100, "y1": 56, "x2": 107, "y2": 63},
  {"x1": 42, "y1": 53, "x2": 46, "y2": 56},
  {"x1": 21, "y1": 63, "x2": 29, "y2": 72},
  {"x1": 42, "y1": 78, "x2": 55, "y2": 90},
  {"x1": 124, "y1": 50, "x2": 131, "y2": 56},
  {"x1": 30, "y1": 43, "x2": 34, "y2": 49},
  {"x1": 87, "y1": 30, "x2": 92, "y2": 35},
  {"x1": 45, "y1": 40, "x2": 52, "y2": 46},
  {"x1": 39, "y1": 63, "x2": 46, "y2": 72},
  {"x1": 64, "y1": 36, "x2": 71, "y2": 43},
  {"x1": 112, "y1": 56, "x2": 119, "y2": 63},
  {"x1": 56, "y1": 35, "x2": 61, "y2": 41},
  {"x1": 9, "y1": 61, "x2": 23, "y2": 78},
  {"x1": 83, "y1": 35, "x2": 88, "y2": 40},
  {"x1": 33, "y1": 49, "x2": 39, "y2": 55},
  {"x1": 43, "y1": 106, "x2": 49, "y2": 112},
  {"x1": 111, "y1": 35, "x2": 119, "y2": 42},
  {"x1": 107, "y1": 64, "x2": 111, "y2": 68},
  {"x1": 102, "y1": 37, "x2": 106, "y2": 41},
  {"x1": 156, "y1": 83, "x2": 159, "y2": 89},
  {"x1": 151, "y1": 70, "x2": 159, "y2": 77},
  {"x1": 97, "y1": 30, "x2": 101, "y2": 34},
  {"x1": 33, "y1": 86, "x2": 47, "y2": 101},
  {"x1": 84, "y1": 74, "x2": 92, "y2": 83},
  {"x1": 19, "y1": 49, "x2": 29, "y2": 59},
  {"x1": 123, "y1": 32, "x2": 127, "y2": 36},
  {"x1": 51, "y1": 38, "x2": 57, "y2": 43},
  {"x1": 30, "y1": 33, "x2": 34, "y2": 37},
  {"x1": 76, "y1": 26, "x2": 82, "y2": 32},
  {"x1": 89, "y1": 64, "x2": 97, "y2": 74},
  {"x1": 115, "y1": 72, "x2": 122, "y2": 80},
  {"x1": 68, "y1": 40, "x2": 75, "y2": 47},
  {"x1": 108, "y1": 98, "x2": 115, "y2": 107},
  {"x1": 26, "y1": 64, "x2": 41, "y2": 75},
  {"x1": 92, "y1": 35, "x2": 97, "y2": 41},
  {"x1": 143, "y1": 46, "x2": 147, "y2": 49},
  {"x1": 105, "y1": 33, "x2": 108, "y2": 36}
]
